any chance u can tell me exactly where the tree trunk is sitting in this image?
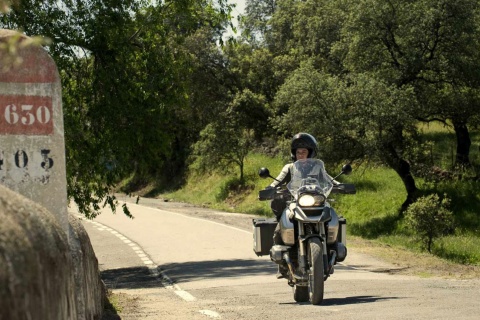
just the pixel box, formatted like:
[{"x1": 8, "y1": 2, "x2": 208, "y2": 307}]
[
  {"x1": 239, "y1": 161, "x2": 244, "y2": 183},
  {"x1": 383, "y1": 144, "x2": 418, "y2": 213},
  {"x1": 452, "y1": 118, "x2": 471, "y2": 167}
]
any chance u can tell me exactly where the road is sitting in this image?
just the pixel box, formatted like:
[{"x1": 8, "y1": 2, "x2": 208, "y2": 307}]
[{"x1": 77, "y1": 196, "x2": 480, "y2": 319}]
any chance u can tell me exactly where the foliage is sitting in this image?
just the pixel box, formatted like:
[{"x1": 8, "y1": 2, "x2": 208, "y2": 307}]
[
  {"x1": 236, "y1": 0, "x2": 480, "y2": 209},
  {"x1": 240, "y1": 0, "x2": 277, "y2": 47},
  {"x1": 339, "y1": 0, "x2": 480, "y2": 166},
  {"x1": 0, "y1": 0, "x2": 233, "y2": 217},
  {"x1": 190, "y1": 112, "x2": 254, "y2": 182},
  {"x1": 405, "y1": 193, "x2": 455, "y2": 253},
  {"x1": 3, "y1": 0, "x2": 480, "y2": 269},
  {"x1": 162, "y1": 152, "x2": 282, "y2": 215},
  {"x1": 274, "y1": 60, "x2": 420, "y2": 208},
  {"x1": 179, "y1": 27, "x2": 235, "y2": 135}
]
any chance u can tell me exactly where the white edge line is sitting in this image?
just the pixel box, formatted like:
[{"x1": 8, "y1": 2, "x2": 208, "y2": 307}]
[
  {"x1": 77, "y1": 214, "x2": 198, "y2": 303},
  {"x1": 199, "y1": 310, "x2": 220, "y2": 318}
]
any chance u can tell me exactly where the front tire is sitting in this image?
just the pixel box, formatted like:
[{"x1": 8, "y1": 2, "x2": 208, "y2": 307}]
[{"x1": 307, "y1": 237, "x2": 324, "y2": 305}]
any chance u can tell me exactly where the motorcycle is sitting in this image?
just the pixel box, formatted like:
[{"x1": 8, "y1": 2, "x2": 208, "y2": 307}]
[{"x1": 253, "y1": 159, "x2": 355, "y2": 304}]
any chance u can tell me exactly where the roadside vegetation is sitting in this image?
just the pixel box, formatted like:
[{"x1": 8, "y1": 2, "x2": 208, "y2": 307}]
[{"x1": 143, "y1": 121, "x2": 480, "y2": 268}]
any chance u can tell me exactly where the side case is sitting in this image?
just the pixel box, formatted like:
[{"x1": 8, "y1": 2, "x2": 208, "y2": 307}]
[{"x1": 252, "y1": 218, "x2": 277, "y2": 256}]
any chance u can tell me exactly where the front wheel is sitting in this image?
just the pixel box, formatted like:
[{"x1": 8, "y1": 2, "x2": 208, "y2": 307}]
[{"x1": 307, "y1": 237, "x2": 324, "y2": 305}]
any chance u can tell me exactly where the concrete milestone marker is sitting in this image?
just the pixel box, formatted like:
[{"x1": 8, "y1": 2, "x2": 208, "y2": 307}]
[{"x1": 0, "y1": 29, "x2": 68, "y2": 231}]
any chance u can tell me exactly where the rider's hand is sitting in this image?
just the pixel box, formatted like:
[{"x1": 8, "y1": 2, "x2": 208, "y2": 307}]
[
  {"x1": 265, "y1": 185, "x2": 275, "y2": 190},
  {"x1": 287, "y1": 209, "x2": 295, "y2": 220}
]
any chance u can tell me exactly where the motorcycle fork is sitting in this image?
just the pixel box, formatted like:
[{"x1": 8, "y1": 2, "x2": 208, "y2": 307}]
[
  {"x1": 297, "y1": 222, "x2": 326, "y2": 274},
  {"x1": 297, "y1": 222, "x2": 307, "y2": 271}
]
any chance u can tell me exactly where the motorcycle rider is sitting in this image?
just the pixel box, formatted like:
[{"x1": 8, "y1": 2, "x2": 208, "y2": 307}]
[{"x1": 267, "y1": 133, "x2": 338, "y2": 278}]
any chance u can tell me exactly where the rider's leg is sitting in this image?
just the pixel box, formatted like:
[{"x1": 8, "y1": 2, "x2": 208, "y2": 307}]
[{"x1": 273, "y1": 223, "x2": 288, "y2": 279}]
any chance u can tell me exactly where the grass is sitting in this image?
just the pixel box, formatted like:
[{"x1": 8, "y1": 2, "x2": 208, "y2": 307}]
[
  {"x1": 332, "y1": 166, "x2": 406, "y2": 238},
  {"x1": 161, "y1": 153, "x2": 283, "y2": 216},
  {"x1": 418, "y1": 122, "x2": 480, "y2": 169},
  {"x1": 102, "y1": 290, "x2": 121, "y2": 320}
]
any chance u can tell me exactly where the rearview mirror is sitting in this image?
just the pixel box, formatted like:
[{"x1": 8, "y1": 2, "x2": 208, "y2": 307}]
[
  {"x1": 341, "y1": 164, "x2": 352, "y2": 175},
  {"x1": 258, "y1": 167, "x2": 271, "y2": 178}
]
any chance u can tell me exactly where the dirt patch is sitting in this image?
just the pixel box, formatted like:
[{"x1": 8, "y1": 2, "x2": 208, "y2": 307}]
[
  {"x1": 102, "y1": 291, "x2": 139, "y2": 320},
  {"x1": 349, "y1": 236, "x2": 480, "y2": 279}
]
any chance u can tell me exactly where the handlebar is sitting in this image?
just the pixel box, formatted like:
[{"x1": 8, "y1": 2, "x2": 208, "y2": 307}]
[
  {"x1": 258, "y1": 188, "x2": 291, "y2": 201},
  {"x1": 331, "y1": 183, "x2": 356, "y2": 194},
  {"x1": 258, "y1": 188, "x2": 275, "y2": 200}
]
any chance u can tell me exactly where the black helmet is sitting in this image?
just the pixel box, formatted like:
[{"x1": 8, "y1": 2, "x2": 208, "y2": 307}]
[{"x1": 291, "y1": 133, "x2": 317, "y2": 161}]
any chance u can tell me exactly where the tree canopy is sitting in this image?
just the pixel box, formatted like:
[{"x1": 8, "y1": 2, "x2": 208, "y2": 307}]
[
  {"x1": 1, "y1": 0, "x2": 233, "y2": 216},
  {"x1": 2, "y1": 0, "x2": 480, "y2": 214}
]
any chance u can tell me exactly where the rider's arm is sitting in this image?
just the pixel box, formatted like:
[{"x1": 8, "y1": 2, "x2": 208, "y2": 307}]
[{"x1": 269, "y1": 163, "x2": 292, "y2": 187}]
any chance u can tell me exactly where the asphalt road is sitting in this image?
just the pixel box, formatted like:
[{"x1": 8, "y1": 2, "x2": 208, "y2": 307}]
[{"x1": 78, "y1": 196, "x2": 480, "y2": 320}]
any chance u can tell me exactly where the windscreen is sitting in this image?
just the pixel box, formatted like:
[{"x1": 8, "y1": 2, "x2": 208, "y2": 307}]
[{"x1": 287, "y1": 159, "x2": 333, "y2": 198}]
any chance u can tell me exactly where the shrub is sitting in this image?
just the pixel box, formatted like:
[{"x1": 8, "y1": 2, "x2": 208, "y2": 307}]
[{"x1": 405, "y1": 193, "x2": 455, "y2": 252}]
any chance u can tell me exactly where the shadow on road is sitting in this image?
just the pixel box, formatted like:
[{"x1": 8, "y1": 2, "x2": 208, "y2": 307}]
[
  {"x1": 100, "y1": 258, "x2": 276, "y2": 289},
  {"x1": 322, "y1": 295, "x2": 402, "y2": 306},
  {"x1": 279, "y1": 295, "x2": 401, "y2": 306},
  {"x1": 161, "y1": 258, "x2": 276, "y2": 283},
  {"x1": 101, "y1": 266, "x2": 159, "y2": 289}
]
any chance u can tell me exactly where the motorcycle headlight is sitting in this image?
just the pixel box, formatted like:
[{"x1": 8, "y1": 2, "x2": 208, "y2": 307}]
[{"x1": 298, "y1": 194, "x2": 325, "y2": 207}]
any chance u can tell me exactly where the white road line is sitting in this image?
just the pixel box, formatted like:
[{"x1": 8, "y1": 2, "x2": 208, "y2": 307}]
[
  {"x1": 77, "y1": 215, "x2": 201, "y2": 304},
  {"x1": 175, "y1": 290, "x2": 197, "y2": 302},
  {"x1": 199, "y1": 310, "x2": 220, "y2": 318}
]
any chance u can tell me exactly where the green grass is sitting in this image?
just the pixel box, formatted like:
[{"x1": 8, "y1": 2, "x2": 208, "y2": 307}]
[
  {"x1": 333, "y1": 166, "x2": 406, "y2": 238},
  {"x1": 102, "y1": 290, "x2": 121, "y2": 319},
  {"x1": 434, "y1": 235, "x2": 480, "y2": 264},
  {"x1": 418, "y1": 121, "x2": 480, "y2": 170},
  {"x1": 333, "y1": 164, "x2": 480, "y2": 264},
  {"x1": 161, "y1": 153, "x2": 282, "y2": 216}
]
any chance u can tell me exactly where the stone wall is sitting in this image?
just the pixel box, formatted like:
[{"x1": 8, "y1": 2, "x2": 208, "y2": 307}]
[
  {"x1": 0, "y1": 184, "x2": 104, "y2": 319},
  {"x1": 69, "y1": 213, "x2": 105, "y2": 320}
]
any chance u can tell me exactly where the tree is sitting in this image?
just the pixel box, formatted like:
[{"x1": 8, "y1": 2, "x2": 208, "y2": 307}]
[
  {"x1": 240, "y1": 0, "x2": 277, "y2": 47},
  {"x1": 179, "y1": 27, "x2": 236, "y2": 137},
  {"x1": 190, "y1": 90, "x2": 265, "y2": 182},
  {"x1": 267, "y1": 0, "x2": 349, "y2": 74},
  {"x1": 1, "y1": 0, "x2": 233, "y2": 217},
  {"x1": 405, "y1": 193, "x2": 454, "y2": 253},
  {"x1": 339, "y1": 0, "x2": 480, "y2": 167}
]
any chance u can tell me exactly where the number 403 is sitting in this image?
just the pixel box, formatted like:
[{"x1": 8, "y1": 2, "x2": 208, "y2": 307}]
[{"x1": 0, "y1": 149, "x2": 54, "y2": 170}]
